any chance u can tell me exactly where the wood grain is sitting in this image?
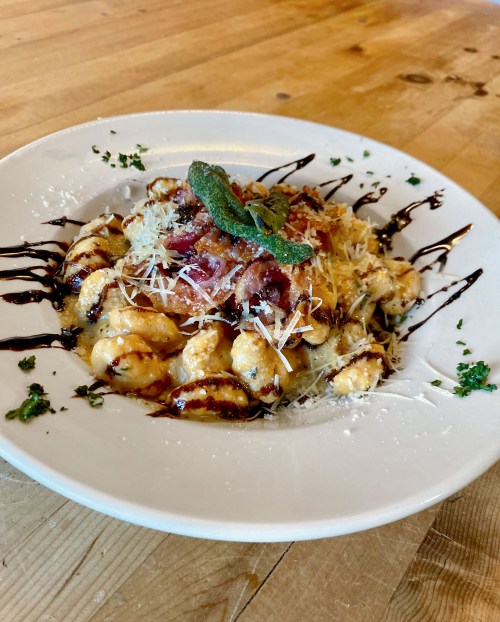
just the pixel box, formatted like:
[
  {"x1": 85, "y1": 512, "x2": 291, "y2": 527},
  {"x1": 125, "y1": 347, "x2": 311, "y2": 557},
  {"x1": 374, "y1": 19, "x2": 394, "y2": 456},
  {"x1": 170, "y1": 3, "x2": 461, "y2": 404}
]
[
  {"x1": 382, "y1": 461, "x2": 500, "y2": 622},
  {"x1": 0, "y1": 0, "x2": 499, "y2": 620}
]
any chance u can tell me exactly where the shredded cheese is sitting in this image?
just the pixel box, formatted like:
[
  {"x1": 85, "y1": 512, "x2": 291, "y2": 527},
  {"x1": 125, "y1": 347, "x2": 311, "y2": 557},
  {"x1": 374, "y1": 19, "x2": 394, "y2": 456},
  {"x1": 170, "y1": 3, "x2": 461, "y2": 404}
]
[{"x1": 253, "y1": 316, "x2": 293, "y2": 373}]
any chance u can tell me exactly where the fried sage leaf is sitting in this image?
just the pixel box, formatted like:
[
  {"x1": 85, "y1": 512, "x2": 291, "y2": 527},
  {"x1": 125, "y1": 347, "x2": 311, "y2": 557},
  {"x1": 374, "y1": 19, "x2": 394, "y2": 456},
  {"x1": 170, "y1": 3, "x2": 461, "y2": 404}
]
[
  {"x1": 188, "y1": 161, "x2": 313, "y2": 264},
  {"x1": 245, "y1": 192, "x2": 290, "y2": 235}
]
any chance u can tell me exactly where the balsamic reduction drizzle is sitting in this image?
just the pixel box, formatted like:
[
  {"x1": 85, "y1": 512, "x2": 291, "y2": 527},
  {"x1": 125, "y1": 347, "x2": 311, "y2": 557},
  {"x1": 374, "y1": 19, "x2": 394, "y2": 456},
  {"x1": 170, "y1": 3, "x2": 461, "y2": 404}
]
[
  {"x1": 352, "y1": 187, "x2": 388, "y2": 213},
  {"x1": 0, "y1": 265, "x2": 52, "y2": 286},
  {"x1": 0, "y1": 241, "x2": 68, "y2": 309},
  {"x1": 376, "y1": 190, "x2": 444, "y2": 250},
  {"x1": 0, "y1": 327, "x2": 81, "y2": 351},
  {"x1": 0, "y1": 241, "x2": 68, "y2": 262},
  {"x1": 409, "y1": 223, "x2": 473, "y2": 272},
  {"x1": 400, "y1": 269, "x2": 483, "y2": 342},
  {"x1": 319, "y1": 174, "x2": 354, "y2": 201},
  {"x1": 257, "y1": 153, "x2": 316, "y2": 184},
  {"x1": 43, "y1": 216, "x2": 86, "y2": 227}
]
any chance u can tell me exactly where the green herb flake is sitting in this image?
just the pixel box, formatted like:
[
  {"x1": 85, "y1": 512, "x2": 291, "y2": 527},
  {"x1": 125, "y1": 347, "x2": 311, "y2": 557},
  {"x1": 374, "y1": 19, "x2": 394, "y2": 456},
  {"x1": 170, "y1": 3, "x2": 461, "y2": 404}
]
[
  {"x1": 406, "y1": 174, "x2": 421, "y2": 186},
  {"x1": 75, "y1": 385, "x2": 104, "y2": 407},
  {"x1": 456, "y1": 340, "x2": 466, "y2": 345},
  {"x1": 91, "y1": 145, "x2": 100, "y2": 154},
  {"x1": 457, "y1": 318, "x2": 463, "y2": 329},
  {"x1": 75, "y1": 385, "x2": 89, "y2": 397},
  {"x1": 330, "y1": 157, "x2": 341, "y2": 167},
  {"x1": 5, "y1": 383, "x2": 55, "y2": 423},
  {"x1": 110, "y1": 130, "x2": 117, "y2": 134},
  {"x1": 453, "y1": 361, "x2": 497, "y2": 398},
  {"x1": 18, "y1": 355, "x2": 36, "y2": 372},
  {"x1": 118, "y1": 153, "x2": 129, "y2": 168},
  {"x1": 60, "y1": 406, "x2": 68, "y2": 412},
  {"x1": 363, "y1": 150, "x2": 370, "y2": 158},
  {"x1": 463, "y1": 349, "x2": 472, "y2": 355},
  {"x1": 346, "y1": 156, "x2": 354, "y2": 163},
  {"x1": 88, "y1": 393, "x2": 104, "y2": 408},
  {"x1": 366, "y1": 171, "x2": 374, "y2": 176},
  {"x1": 136, "y1": 144, "x2": 149, "y2": 153},
  {"x1": 101, "y1": 150, "x2": 111, "y2": 163},
  {"x1": 188, "y1": 161, "x2": 313, "y2": 265},
  {"x1": 371, "y1": 181, "x2": 381, "y2": 188},
  {"x1": 130, "y1": 156, "x2": 145, "y2": 171},
  {"x1": 430, "y1": 379, "x2": 442, "y2": 387}
]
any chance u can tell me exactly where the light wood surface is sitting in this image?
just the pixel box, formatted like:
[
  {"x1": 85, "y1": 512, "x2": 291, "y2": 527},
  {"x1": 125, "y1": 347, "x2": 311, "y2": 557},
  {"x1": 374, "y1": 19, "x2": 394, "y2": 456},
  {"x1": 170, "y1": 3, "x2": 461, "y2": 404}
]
[{"x1": 1, "y1": 0, "x2": 499, "y2": 620}]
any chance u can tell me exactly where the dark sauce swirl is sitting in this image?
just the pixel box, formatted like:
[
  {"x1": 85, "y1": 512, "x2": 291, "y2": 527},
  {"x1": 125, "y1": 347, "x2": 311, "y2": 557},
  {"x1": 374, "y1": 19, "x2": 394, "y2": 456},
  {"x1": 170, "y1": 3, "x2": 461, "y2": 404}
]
[
  {"x1": 401, "y1": 269, "x2": 483, "y2": 341},
  {"x1": 376, "y1": 190, "x2": 444, "y2": 250},
  {"x1": 0, "y1": 327, "x2": 81, "y2": 351},
  {"x1": 410, "y1": 223, "x2": 473, "y2": 272},
  {"x1": 257, "y1": 153, "x2": 316, "y2": 184}
]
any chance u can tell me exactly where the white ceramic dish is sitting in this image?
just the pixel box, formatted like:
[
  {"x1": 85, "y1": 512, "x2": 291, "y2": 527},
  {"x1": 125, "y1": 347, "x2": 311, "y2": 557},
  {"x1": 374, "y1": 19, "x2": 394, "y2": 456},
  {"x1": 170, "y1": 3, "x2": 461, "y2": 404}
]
[{"x1": 0, "y1": 111, "x2": 498, "y2": 542}]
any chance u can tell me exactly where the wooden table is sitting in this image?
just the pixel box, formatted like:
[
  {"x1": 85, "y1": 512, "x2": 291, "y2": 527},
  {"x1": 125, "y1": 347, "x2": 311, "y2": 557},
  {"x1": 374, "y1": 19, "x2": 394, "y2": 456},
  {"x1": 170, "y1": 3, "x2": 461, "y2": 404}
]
[{"x1": 1, "y1": 0, "x2": 499, "y2": 620}]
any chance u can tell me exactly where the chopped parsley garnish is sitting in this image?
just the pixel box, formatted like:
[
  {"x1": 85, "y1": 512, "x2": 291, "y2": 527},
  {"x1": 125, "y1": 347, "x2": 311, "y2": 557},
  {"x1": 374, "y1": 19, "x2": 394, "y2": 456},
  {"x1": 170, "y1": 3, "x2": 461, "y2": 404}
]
[
  {"x1": 363, "y1": 150, "x2": 370, "y2": 158},
  {"x1": 463, "y1": 348, "x2": 471, "y2": 355},
  {"x1": 129, "y1": 155, "x2": 146, "y2": 171},
  {"x1": 110, "y1": 130, "x2": 117, "y2": 134},
  {"x1": 453, "y1": 361, "x2": 497, "y2": 397},
  {"x1": 346, "y1": 156, "x2": 354, "y2": 163},
  {"x1": 406, "y1": 174, "x2": 421, "y2": 186},
  {"x1": 456, "y1": 340, "x2": 466, "y2": 345},
  {"x1": 372, "y1": 181, "x2": 381, "y2": 188},
  {"x1": 457, "y1": 318, "x2": 463, "y2": 329},
  {"x1": 430, "y1": 379, "x2": 442, "y2": 387},
  {"x1": 18, "y1": 355, "x2": 36, "y2": 372},
  {"x1": 93, "y1": 146, "x2": 148, "y2": 170},
  {"x1": 74, "y1": 385, "x2": 104, "y2": 407},
  {"x1": 330, "y1": 157, "x2": 341, "y2": 166},
  {"x1": 88, "y1": 393, "x2": 104, "y2": 408},
  {"x1": 5, "y1": 383, "x2": 55, "y2": 423},
  {"x1": 366, "y1": 171, "x2": 374, "y2": 176}
]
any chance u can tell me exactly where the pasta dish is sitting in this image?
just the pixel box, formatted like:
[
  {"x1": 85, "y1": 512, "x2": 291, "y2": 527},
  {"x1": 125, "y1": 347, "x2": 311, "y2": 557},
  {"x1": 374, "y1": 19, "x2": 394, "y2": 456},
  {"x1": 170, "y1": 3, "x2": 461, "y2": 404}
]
[{"x1": 58, "y1": 161, "x2": 420, "y2": 420}]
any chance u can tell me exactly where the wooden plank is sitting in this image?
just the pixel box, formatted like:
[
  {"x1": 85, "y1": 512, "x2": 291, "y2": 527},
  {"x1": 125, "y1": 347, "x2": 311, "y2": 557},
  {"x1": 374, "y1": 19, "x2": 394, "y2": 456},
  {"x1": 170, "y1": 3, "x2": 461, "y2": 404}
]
[
  {"x1": 0, "y1": 0, "x2": 475, "y2": 155},
  {"x1": 0, "y1": 0, "x2": 88, "y2": 21},
  {"x1": 88, "y1": 537, "x2": 290, "y2": 622},
  {"x1": 1, "y1": 0, "x2": 273, "y2": 84},
  {"x1": 0, "y1": 500, "x2": 166, "y2": 622},
  {"x1": 235, "y1": 508, "x2": 438, "y2": 622},
  {"x1": 0, "y1": 458, "x2": 68, "y2": 557},
  {"x1": 0, "y1": 0, "x2": 363, "y2": 138},
  {"x1": 381, "y1": 461, "x2": 500, "y2": 622}
]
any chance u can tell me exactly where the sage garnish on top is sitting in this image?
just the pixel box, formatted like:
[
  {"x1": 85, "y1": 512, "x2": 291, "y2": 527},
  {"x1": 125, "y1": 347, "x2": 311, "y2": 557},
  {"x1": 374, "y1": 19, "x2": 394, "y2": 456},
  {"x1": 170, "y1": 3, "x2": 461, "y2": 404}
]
[{"x1": 187, "y1": 161, "x2": 313, "y2": 264}]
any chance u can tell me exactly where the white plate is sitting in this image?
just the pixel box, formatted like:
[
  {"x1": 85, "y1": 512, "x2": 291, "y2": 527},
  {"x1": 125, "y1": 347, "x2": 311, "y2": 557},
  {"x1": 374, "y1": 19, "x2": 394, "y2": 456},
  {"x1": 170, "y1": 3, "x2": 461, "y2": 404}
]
[{"x1": 0, "y1": 111, "x2": 499, "y2": 542}]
